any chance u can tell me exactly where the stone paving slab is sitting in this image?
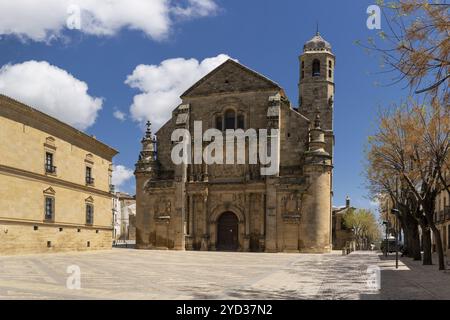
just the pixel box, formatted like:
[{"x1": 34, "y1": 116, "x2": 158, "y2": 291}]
[
  {"x1": 0, "y1": 249, "x2": 448, "y2": 300},
  {"x1": 375, "y1": 254, "x2": 450, "y2": 300}
]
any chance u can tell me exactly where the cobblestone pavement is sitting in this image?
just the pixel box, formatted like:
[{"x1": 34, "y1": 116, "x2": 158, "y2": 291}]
[{"x1": 0, "y1": 249, "x2": 448, "y2": 300}]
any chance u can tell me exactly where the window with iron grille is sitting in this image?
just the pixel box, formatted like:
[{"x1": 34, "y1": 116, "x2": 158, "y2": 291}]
[
  {"x1": 45, "y1": 197, "x2": 54, "y2": 221},
  {"x1": 86, "y1": 204, "x2": 94, "y2": 225},
  {"x1": 86, "y1": 167, "x2": 94, "y2": 185},
  {"x1": 45, "y1": 152, "x2": 56, "y2": 173}
]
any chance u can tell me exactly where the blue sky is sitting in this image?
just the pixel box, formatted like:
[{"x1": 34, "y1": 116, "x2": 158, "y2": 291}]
[{"x1": 0, "y1": 0, "x2": 406, "y2": 210}]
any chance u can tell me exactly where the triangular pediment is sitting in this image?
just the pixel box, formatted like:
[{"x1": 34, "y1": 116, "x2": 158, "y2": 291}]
[
  {"x1": 181, "y1": 59, "x2": 281, "y2": 98},
  {"x1": 43, "y1": 187, "x2": 56, "y2": 195}
]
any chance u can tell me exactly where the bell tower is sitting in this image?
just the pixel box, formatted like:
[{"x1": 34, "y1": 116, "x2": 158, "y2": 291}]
[{"x1": 298, "y1": 30, "x2": 335, "y2": 158}]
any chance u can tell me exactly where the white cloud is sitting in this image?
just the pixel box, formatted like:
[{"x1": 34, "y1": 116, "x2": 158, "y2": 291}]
[
  {"x1": 173, "y1": 0, "x2": 219, "y2": 18},
  {"x1": 0, "y1": 0, "x2": 218, "y2": 42},
  {"x1": 113, "y1": 109, "x2": 127, "y2": 121},
  {"x1": 112, "y1": 165, "x2": 134, "y2": 190},
  {"x1": 125, "y1": 54, "x2": 233, "y2": 131},
  {"x1": 0, "y1": 60, "x2": 102, "y2": 130}
]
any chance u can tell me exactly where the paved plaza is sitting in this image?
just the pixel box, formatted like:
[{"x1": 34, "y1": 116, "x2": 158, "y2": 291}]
[{"x1": 0, "y1": 249, "x2": 449, "y2": 300}]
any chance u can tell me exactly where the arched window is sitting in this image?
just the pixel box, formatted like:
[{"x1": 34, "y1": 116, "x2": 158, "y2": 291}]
[
  {"x1": 329, "y1": 60, "x2": 332, "y2": 68},
  {"x1": 225, "y1": 109, "x2": 236, "y2": 130},
  {"x1": 312, "y1": 59, "x2": 320, "y2": 77}
]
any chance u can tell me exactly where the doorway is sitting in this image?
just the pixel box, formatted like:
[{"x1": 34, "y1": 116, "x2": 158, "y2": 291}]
[{"x1": 217, "y1": 212, "x2": 239, "y2": 251}]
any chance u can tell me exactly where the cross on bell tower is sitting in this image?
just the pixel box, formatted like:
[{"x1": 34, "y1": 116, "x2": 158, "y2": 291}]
[
  {"x1": 145, "y1": 120, "x2": 152, "y2": 138},
  {"x1": 298, "y1": 29, "x2": 335, "y2": 160},
  {"x1": 135, "y1": 120, "x2": 159, "y2": 177}
]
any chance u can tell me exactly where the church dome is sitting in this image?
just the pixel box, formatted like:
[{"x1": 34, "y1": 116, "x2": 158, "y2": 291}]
[{"x1": 303, "y1": 32, "x2": 332, "y2": 52}]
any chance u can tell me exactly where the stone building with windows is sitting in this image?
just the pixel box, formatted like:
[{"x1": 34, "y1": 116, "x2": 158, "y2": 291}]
[
  {"x1": 0, "y1": 94, "x2": 118, "y2": 255},
  {"x1": 332, "y1": 197, "x2": 356, "y2": 250},
  {"x1": 135, "y1": 32, "x2": 335, "y2": 253},
  {"x1": 112, "y1": 192, "x2": 136, "y2": 242}
]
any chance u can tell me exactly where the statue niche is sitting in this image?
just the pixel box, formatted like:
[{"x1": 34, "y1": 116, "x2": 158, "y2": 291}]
[
  {"x1": 154, "y1": 198, "x2": 172, "y2": 220},
  {"x1": 282, "y1": 194, "x2": 301, "y2": 223}
]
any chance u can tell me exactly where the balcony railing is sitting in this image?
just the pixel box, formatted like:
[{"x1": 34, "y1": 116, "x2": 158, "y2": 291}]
[
  {"x1": 86, "y1": 177, "x2": 95, "y2": 185},
  {"x1": 45, "y1": 164, "x2": 57, "y2": 174}
]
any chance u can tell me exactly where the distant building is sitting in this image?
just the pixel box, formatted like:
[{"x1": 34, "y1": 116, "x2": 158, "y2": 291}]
[
  {"x1": 332, "y1": 196, "x2": 356, "y2": 250},
  {"x1": 0, "y1": 94, "x2": 118, "y2": 255},
  {"x1": 112, "y1": 192, "x2": 136, "y2": 241}
]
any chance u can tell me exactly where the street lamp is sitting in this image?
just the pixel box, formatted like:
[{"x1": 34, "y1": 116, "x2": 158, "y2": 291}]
[{"x1": 391, "y1": 208, "x2": 400, "y2": 269}]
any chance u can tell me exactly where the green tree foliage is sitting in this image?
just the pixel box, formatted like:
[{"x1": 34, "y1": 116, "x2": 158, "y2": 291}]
[{"x1": 343, "y1": 209, "x2": 382, "y2": 250}]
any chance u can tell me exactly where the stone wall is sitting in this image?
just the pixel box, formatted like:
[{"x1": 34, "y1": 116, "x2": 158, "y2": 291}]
[
  {"x1": 0, "y1": 222, "x2": 111, "y2": 255},
  {"x1": 0, "y1": 95, "x2": 117, "y2": 255}
]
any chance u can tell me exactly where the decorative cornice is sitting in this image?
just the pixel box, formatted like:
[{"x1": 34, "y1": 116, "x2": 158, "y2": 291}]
[
  {"x1": 0, "y1": 94, "x2": 118, "y2": 160},
  {"x1": 0, "y1": 216, "x2": 112, "y2": 230},
  {"x1": 0, "y1": 164, "x2": 113, "y2": 198}
]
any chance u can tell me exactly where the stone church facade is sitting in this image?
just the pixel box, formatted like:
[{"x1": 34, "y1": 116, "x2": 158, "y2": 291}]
[{"x1": 135, "y1": 32, "x2": 335, "y2": 253}]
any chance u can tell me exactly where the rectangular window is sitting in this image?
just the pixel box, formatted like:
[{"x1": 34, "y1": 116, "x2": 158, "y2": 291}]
[
  {"x1": 86, "y1": 204, "x2": 94, "y2": 225},
  {"x1": 85, "y1": 167, "x2": 94, "y2": 185},
  {"x1": 45, "y1": 152, "x2": 56, "y2": 173},
  {"x1": 45, "y1": 197, "x2": 54, "y2": 221}
]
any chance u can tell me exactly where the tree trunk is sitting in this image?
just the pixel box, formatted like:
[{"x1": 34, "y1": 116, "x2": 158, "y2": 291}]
[
  {"x1": 405, "y1": 214, "x2": 422, "y2": 260},
  {"x1": 405, "y1": 233, "x2": 411, "y2": 257},
  {"x1": 398, "y1": 215, "x2": 410, "y2": 256},
  {"x1": 422, "y1": 227, "x2": 433, "y2": 265},
  {"x1": 430, "y1": 224, "x2": 446, "y2": 270},
  {"x1": 410, "y1": 222, "x2": 422, "y2": 261}
]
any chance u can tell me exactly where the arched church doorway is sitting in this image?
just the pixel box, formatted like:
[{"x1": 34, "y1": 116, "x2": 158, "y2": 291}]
[{"x1": 217, "y1": 212, "x2": 239, "y2": 251}]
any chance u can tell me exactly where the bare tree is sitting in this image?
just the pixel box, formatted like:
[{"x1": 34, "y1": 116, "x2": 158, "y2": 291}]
[
  {"x1": 367, "y1": 101, "x2": 448, "y2": 269},
  {"x1": 362, "y1": 0, "x2": 449, "y2": 97}
]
